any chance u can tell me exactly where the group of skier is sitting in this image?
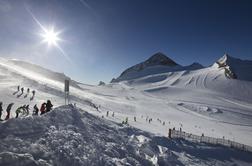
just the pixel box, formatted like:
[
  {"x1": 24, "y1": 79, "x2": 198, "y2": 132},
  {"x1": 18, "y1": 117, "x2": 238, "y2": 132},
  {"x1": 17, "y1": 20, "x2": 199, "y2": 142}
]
[
  {"x1": 0, "y1": 100, "x2": 53, "y2": 121},
  {"x1": 15, "y1": 85, "x2": 36, "y2": 100}
]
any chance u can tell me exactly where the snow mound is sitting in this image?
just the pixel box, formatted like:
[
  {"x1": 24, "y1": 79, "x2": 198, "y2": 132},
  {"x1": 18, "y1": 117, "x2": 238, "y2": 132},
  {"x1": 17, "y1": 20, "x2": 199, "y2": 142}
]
[
  {"x1": 0, "y1": 105, "x2": 180, "y2": 166},
  {"x1": 0, "y1": 105, "x2": 251, "y2": 166}
]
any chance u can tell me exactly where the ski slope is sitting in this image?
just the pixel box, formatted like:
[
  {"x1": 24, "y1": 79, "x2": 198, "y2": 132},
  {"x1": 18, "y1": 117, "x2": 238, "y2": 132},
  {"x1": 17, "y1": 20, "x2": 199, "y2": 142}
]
[{"x1": 0, "y1": 56, "x2": 251, "y2": 159}]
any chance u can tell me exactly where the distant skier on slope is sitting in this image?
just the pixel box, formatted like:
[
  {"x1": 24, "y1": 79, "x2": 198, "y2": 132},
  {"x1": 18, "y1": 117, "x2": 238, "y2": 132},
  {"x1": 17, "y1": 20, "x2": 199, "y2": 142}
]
[
  {"x1": 32, "y1": 90, "x2": 35, "y2": 96},
  {"x1": 21, "y1": 87, "x2": 24, "y2": 94},
  {"x1": 30, "y1": 90, "x2": 36, "y2": 101},
  {"x1": 17, "y1": 85, "x2": 20, "y2": 91},
  {"x1": 125, "y1": 117, "x2": 128, "y2": 124},
  {"x1": 45, "y1": 100, "x2": 53, "y2": 112},
  {"x1": 0, "y1": 102, "x2": 3, "y2": 120},
  {"x1": 27, "y1": 88, "x2": 30, "y2": 94},
  {"x1": 40, "y1": 103, "x2": 46, "y2": 115},
  {"x1": 5, "y1": 103, "x2": 14, "y2": 120}
]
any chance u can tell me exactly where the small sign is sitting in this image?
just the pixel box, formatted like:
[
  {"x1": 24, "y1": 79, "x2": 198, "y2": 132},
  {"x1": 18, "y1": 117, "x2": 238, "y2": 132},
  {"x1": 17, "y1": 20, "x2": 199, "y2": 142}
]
[{"x1": 65, "y1": 79, "x2": 70, "y2": 92}]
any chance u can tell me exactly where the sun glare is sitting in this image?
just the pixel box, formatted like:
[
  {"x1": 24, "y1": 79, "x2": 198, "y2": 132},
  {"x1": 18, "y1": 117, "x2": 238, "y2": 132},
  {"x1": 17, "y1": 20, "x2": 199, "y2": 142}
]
[{"x1": 41, "y1": 27, "x2": 60, "y2": 46}]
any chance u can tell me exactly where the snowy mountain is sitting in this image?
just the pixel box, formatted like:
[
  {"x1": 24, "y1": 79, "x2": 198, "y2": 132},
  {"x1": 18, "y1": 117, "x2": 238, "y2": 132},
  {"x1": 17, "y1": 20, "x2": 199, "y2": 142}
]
[
  {"x1": 0, "y1": 55, "x2": 252, "y2": 165},
  {"x1": 215, "y1": 54, "x2": 252, "y2": 81},
  {"x1": 112, "y1": 53, "x2": 252, "y2": 83},
  {"x1": 111, "y1": 52, "x2": 204, "y2": 82}
]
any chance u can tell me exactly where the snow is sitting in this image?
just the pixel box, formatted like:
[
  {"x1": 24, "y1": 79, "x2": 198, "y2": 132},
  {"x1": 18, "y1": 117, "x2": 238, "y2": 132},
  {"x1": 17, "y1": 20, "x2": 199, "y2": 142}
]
[
  {"x1": 0, "y1": 55, "x2": 252, "y2": 165},
  {"x1": 112, "y1": 52, "x2": 203, "y2": 82},
  {"x1": 0, "y1": 105, "x2": 251, "y2": 166},
  {"x1": 215, "y1": 54, "x2": 252, "y2": 81}
]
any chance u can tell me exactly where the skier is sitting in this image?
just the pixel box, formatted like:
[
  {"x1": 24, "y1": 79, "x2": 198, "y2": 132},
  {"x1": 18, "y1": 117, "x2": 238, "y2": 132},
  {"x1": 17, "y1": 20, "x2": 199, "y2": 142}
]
[
  {"x1": 40, "y1": 103, "x2": 46, "y2": 115},
  {"x1": 17, "y1": 85, "x2": 20, "y2": 91},
  {"x1": 125, "y1": 117, "x2": 128, "y2": 124},
  {"x1": 25, "y1": 105, "x2": 30, "y2": 116},
  {"x1": 21, "y1": 87, "x2": 24, "y2": 94},
  {"x1": 134, "y1": 116, "x2": 136, "y2": 122},
  {"x1": 27, "y1": 88, "x2": 30, "y2": 94},
  {"x1": 0, "y1": 102, "x2": 3, "y2": 120},
  {"x1": 32, "y1": 90, "x2": 35, "y2": 96},
  {"x1": 5, "y1": 103, "x2": 14, "y2": 120},
  {"x1": 33, "y1": 104, "x2": 39, "y2": 115},
  {"x1": 106, "y1": 111, "x2": 109, "y2": 117},
  {"x1": 21, "y1": 105, "x2": 27, "y2": 115},
  {"x1": 45, "y1": 100, "x2": 53, "y2": 112},
  {"x1": 15, "y1": 106, "x2": 23, "y2": 118}
]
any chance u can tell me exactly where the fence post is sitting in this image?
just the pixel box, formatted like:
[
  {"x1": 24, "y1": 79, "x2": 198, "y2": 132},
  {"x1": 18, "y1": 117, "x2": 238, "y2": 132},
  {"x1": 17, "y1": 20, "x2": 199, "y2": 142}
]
[{"x1": 168, "y1": 129, "x2": 172, "y2": 138}]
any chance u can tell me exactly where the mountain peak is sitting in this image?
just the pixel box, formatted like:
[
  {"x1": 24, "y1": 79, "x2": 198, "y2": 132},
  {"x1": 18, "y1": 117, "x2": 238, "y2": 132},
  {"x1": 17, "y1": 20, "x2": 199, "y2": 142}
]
[
  {"x1": 145, "y1": 52, "x2": 178, "y2": 66},
  {"x1": 215, "y1": 53, "x2": 252, "y2": 81},
  {"x1": 111, "y1": 52, "x2": 205, "y2": 82},
  {"x1": 217, "y1": 53, "x2": 234, "y2": 65}
]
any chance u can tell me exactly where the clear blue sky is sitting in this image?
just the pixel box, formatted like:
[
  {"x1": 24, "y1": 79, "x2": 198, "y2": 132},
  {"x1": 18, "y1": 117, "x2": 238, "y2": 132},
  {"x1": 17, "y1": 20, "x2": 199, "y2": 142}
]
[{"x1": 0, "y1": 0, "x2": 251, "y2": 84}]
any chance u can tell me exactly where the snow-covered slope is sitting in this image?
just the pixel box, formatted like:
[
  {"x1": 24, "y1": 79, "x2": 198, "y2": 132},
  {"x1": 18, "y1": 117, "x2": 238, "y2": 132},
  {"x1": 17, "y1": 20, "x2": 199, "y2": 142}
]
[
  {"x1": 215, "y1": 54, "x2": 252, "y2": 81},
  {"x1": 0, "y1": 105, "x2": 251, "y2": 166},
  {"x1": 0, "y1": 55, "x2": 252, "y2": 165},
  {"x1": 111, "y1": 52, "x2": 203, "y2": 82}
]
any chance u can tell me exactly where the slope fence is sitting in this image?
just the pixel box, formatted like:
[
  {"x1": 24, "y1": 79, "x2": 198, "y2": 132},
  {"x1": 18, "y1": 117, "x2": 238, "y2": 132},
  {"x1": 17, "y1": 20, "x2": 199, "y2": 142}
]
[{"x1": 169, "y1": 129, "x2": 252, "y2": 153}]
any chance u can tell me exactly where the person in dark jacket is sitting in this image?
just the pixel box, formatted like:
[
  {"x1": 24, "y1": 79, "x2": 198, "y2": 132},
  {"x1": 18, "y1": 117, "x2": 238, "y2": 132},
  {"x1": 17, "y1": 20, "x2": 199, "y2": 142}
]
[
  {"x1": 40, "y1": 103, "x2": 46, "y2": 115},
  {"x1": 0, "y1": 102, "x2": 3, "y2": 120},
  {"x1": 15, "y1": 106, "x2": 23, "y2": 118},
  {"x1": 45, "y1": 100, "x2": 53, "y2": 112},
  {"x1": 21, "y1": 87, "x2": 24, "y2": 94},
  {"x1": 5, "y1": 103, "x2": 14, "y2": 120},
  {"x1": 21, "y1": 105, "x2": 26, "y2": 115},
  {"x1": 33, "y1": 104, "x2": 39, "y2": 115},
  {"x1": 32, "y1": 90, "x2": 35, "y2": 96},
  {"x1": 25, "y1": 105, "x2": 30, "y2": 116}
]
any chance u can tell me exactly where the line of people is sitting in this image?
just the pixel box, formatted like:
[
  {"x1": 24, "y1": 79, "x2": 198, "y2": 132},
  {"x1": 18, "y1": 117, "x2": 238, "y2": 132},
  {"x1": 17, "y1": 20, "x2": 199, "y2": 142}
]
[
  {"x1": 14, "y1": 85, "x2": 36, "y2": 100},
  {"x1": 0, "y1": 100, "x2": 53, "y2": 121}
]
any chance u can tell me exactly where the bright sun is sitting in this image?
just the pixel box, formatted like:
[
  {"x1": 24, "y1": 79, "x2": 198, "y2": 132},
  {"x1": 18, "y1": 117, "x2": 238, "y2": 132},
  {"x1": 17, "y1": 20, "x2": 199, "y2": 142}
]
[{"x1": 41, "y1": 27, "x2": 60, "y2": 46}]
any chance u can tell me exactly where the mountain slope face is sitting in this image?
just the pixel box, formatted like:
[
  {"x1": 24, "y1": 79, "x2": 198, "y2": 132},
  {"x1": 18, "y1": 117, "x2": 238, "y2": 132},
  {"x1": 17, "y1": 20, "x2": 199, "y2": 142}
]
[
  {"x1": 0, "y1": 105, "x2": 251, "y2": 166},
  {"x1": 111, "y1": 52, "x2": 203, "y2": 82},
  {"x1": 0, "y1": 58, "x2": 81, "y2": 89},
  {"x1": 215, "y1": 54, "x2": 252, "y2": 81}
]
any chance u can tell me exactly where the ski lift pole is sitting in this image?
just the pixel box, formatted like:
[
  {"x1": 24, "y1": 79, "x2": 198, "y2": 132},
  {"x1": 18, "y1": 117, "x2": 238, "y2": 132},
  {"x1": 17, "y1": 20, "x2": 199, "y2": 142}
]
[{"x1": 64, "y1": 79, "x2": 70, "y2": 105}]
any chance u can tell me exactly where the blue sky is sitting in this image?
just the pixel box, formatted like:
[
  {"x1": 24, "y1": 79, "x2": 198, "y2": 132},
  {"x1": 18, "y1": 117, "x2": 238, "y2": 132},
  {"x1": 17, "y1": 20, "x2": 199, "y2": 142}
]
[{"x1": 0, "y1": 0, "x2": 251, "y2": 84}]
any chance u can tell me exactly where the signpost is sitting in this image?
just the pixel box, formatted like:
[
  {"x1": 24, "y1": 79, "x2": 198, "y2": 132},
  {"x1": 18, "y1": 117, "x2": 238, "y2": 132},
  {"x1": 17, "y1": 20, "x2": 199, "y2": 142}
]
[{"x1": 64, "y1": 79, "x2": 70, "y2": 105}]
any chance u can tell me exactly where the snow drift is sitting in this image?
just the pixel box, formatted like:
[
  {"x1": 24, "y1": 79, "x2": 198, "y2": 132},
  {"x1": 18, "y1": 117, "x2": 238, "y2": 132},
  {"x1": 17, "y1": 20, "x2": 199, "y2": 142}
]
[{"x1": 0, "y1": 105, "x2": 252, "y2": 166}]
